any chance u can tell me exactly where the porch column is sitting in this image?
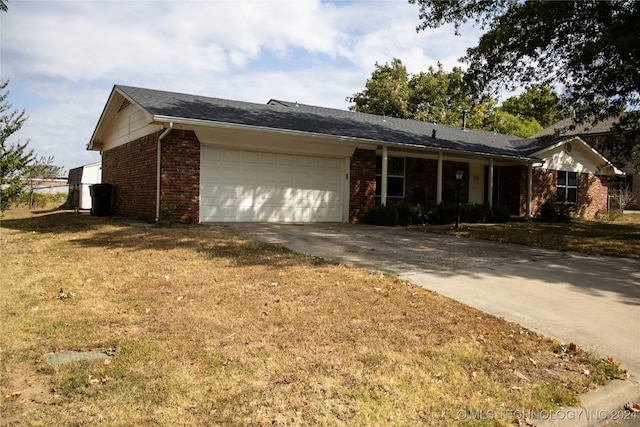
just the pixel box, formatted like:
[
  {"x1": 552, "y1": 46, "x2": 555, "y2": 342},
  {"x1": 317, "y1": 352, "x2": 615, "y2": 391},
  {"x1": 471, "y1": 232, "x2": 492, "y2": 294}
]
[
  {"x1": 526, "y1": 161, "x2": 533, "y2": 218},
  {"x1": 381, "y1": 145, "x2": 388, "y2": 206},
  {"x1": 488, "y1": 157, "x2": 494, "y2": 207},
  {"x1": 436, "y1": 151, "x2": 443, "y2": 203}
]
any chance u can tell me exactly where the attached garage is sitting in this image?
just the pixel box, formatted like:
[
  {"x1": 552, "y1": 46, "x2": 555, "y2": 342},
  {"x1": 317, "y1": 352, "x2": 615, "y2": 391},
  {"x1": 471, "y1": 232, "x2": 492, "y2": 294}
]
[{"x1": 200, "y1": 146, "x2": 347, "y2": 222}]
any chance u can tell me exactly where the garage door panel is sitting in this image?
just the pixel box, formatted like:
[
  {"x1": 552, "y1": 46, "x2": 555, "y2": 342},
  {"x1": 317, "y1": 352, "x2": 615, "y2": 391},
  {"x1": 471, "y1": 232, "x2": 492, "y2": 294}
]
[{"x1": 200, "y1": 147, "x2": 345, "y2": 222}]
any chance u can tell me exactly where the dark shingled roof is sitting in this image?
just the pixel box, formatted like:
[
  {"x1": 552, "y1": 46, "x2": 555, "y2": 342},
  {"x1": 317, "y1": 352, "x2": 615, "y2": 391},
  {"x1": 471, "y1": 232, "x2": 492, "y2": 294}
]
[
  {"x1": 533, "y1": 116, "x2": 621, "y2": 138},
  {"x1": 116, "y1": 85, "x2": 553, "y2": 159}
]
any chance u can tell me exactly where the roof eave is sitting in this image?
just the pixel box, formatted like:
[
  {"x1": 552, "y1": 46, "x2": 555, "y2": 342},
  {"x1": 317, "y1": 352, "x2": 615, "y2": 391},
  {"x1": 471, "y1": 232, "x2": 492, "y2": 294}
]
[
  {"x1": 88, "y1": 85, "x2": 154, "y2": 152},
  {"x1": 151, "y1": 115, "x2": 536, "y2": 162},
  {"x1": 531, "y1": 136, "x2": 624, "y2": 176}
]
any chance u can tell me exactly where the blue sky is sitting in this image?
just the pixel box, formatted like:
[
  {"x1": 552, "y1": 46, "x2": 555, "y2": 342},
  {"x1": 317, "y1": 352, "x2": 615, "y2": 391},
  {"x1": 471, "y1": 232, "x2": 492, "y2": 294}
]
[{"x1": 1, "y1": 0, "x2": 481, "y2": 172}]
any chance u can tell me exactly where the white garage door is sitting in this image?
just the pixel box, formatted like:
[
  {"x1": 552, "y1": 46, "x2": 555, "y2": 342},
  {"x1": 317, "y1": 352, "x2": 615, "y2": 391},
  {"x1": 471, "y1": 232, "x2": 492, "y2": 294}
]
[{"x1": 200, "y1": 147, "x2": 346, "y2": 222}]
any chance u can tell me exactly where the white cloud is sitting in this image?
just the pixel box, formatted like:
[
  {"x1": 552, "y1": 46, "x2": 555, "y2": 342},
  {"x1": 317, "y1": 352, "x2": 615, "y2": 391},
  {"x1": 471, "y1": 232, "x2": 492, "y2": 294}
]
[{"x1": 1, "y1": 0, "x2": 480, "y2": 171}]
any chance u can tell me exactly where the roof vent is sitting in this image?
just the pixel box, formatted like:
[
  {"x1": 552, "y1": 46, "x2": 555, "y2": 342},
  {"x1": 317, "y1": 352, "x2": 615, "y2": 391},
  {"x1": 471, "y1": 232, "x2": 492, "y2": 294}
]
[
  {"x1": 118, "y1": 98, "x2": 131, "y2": 112},
  {"x1": 432, "y1": 129, "x2": 437, "y2": 139}
]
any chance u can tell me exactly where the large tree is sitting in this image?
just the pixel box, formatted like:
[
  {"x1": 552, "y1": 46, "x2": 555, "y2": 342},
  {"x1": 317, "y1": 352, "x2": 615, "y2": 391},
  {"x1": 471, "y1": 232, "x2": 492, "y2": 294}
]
[
  {"x1": 348, "y1": 59, "x2": 547, "y2": 138},
  {"x1": 410, "y1": 0, "x2": 639, "y2": 118},
  {"x1": 500, "y1": 85, "x2": 571, "y2": 129},
  {"x1": 348, "y1": 60, "x2": 484, "y2": 125},
  {"x1": 347, "y1": 58, "x2": 413, "y2": 119},
  {"x1": 1, "y1": 81, "x2": 34, "y2": 212},
  {"x1": 410, "y1": 0, "x2": 640, "y2": 170}
]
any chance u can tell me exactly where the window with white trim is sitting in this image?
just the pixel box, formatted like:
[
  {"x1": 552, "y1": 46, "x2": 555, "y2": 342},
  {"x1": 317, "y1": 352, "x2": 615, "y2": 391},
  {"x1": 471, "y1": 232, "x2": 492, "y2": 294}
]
[
  {"x1": 376, "y1": 156, "x2": 405, "y2": 198},
  {"x1": 557, "y1": 171, "x2": 578, "y2": 204}
]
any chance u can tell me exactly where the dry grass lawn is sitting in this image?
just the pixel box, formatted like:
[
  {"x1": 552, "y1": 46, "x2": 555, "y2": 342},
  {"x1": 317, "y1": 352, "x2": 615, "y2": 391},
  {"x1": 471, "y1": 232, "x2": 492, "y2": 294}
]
[
  {"x1": 0, "y1": 208, "x2": 628, "y2": 426},
  {"x1": 421, "y1": 213, "x2": 640, "y2": 259}
]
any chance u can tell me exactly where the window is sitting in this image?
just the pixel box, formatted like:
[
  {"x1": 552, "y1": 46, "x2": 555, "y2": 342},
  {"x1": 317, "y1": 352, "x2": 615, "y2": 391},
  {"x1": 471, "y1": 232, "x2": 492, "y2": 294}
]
[
  {"x1": 376, "y1": 156, "x2": 405, "y2": 198},
  {"x1": 557, "y1": 171, "x2": 578, "y2": 204}
]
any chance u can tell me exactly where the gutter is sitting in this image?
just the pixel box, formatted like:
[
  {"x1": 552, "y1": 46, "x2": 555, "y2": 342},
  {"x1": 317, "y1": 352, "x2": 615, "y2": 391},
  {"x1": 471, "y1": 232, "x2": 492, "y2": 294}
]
[{"x1": 156, "y1": 122, "x2": 173, "y2": 222}]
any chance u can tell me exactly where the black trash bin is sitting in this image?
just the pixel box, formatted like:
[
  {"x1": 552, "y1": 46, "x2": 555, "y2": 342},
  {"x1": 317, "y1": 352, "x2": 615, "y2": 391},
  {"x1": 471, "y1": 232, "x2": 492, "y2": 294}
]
[{"x1": 89, "y1": 184, "x2": 113, "y2": 216}]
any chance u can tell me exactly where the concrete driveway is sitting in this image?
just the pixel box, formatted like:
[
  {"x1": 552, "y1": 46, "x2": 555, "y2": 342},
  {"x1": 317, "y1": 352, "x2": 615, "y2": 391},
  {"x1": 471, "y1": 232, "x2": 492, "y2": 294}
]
[{"x1": 222, "y1": 223, "x2": 640, "y2": 379}]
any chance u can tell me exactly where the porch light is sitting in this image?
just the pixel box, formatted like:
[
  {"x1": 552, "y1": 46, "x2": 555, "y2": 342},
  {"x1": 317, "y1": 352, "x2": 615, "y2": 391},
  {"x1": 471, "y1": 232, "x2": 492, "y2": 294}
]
[{"x1": 455, "y1": 170, "x2": 464, "y2": 231}]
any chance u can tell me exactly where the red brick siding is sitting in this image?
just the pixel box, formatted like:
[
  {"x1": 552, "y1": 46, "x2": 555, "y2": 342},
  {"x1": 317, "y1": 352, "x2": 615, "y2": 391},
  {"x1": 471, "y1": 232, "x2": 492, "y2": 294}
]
[
  {"x1": 349, "y1": 148, "x2": 376, "y2": 222},
  {"x1": 578, "y1": 173, "x2": 608, "y2": 218},
  {"x1": 530, "y1": 169, "x2": 608, "y2": 219},
  {"x1": 101, "y1": 130, "x2": 201, "y2": 223},
  {"x1": 160, "y1": 130, "x2": 200, "y2": 223},
  {"x1": 102, "y1": 131, "x2": 159, "y2": 221},
  {"x1": 530, "y1": 168, "x2": 556, "y2": 217},
  {"x1": 349, "y1": 152, "x2": 471, "y2": 222}
]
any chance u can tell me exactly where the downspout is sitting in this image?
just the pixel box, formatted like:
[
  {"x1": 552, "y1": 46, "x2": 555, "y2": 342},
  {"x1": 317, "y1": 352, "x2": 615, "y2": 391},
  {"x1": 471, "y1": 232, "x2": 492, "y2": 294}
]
[{"x1": 156, "y1": 122, "x2": 173, "y2": 222}]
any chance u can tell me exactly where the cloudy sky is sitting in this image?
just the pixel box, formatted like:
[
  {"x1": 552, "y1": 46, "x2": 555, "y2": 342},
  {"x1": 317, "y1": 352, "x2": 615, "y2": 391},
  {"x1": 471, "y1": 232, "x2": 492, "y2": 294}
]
[{"x1": 1, "y1": 0, "x2": 481, "y2": 172}]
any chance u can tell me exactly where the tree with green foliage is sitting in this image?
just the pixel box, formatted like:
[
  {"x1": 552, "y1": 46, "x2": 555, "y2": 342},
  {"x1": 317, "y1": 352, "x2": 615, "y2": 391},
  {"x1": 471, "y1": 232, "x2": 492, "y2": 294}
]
[
  {"x1": 486, "y1": 110, "x2": 541, "y2": 139},
  {"x1": 347, "y1": 58, "x2": 413, "y2": 119},
  {"x1": 500, "y1": 85, "x2": 570, "y2": 129},
  {"x1": 409, "y1": 0, "x2": 639, "y2": 140},
  {"x1": 348, "y1": 59, "x2": 548, "y2": 137},
  {"x1": 408, "y1": 64, "x2": 477, "y2": 126},
  {"x1": 1, "y1": 80, "x2": 34, "y2": 212}
]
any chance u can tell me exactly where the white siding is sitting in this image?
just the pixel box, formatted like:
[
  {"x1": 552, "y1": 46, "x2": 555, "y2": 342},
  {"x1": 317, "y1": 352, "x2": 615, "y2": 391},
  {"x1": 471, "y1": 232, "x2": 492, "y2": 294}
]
[
  {"x1": 79, "y1": 163, "x2": 102, "y2": 210},
  {"x1": 468, "y1": 163, "x2": 485, "y2": 204},
  {"x1": 102, "y1": 104, "x2": 162, "y2": 150},
  {"x1": 541, "y1": 141, "x2": 605, "y2": 173}
]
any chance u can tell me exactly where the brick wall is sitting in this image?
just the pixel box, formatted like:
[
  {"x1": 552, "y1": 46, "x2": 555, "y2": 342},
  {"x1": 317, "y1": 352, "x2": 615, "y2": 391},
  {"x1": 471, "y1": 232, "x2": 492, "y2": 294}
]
[
  {"x1": 102, "y1": 131, "x2": 159, "y2": 221},
  {"x1": 578, "y1": 173, "x2": 608, "y2": 218},
  {"x1": 529, "y1": 169, "x2": 608, "y2": 219},
  {"x1": 101, "y1": 130, "x2": 201, "y2": 223},
  {"x1": 349, "y1": 148, "x2": 376, "y2": 222},
  {"x1": 160, "y1": 130, "x2": 200, "y2": 223},
  {"x1": 530, "y1": 168, "x2": 556, "y2": 217}
]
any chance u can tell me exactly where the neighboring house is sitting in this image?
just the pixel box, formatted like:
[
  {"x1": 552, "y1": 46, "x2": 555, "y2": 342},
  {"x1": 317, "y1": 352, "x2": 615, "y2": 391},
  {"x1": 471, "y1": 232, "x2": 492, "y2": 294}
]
[
  {"x1": 87, "y1": 85, "x2": 622, "y2": 223},
  {"x1": 67, "y1": 162, "x2": 102, "y2": 210}
]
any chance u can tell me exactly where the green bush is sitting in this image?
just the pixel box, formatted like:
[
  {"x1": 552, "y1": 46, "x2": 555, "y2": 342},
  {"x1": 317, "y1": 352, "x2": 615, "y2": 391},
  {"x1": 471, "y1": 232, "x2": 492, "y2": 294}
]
[
  {"x1": 426, "y1": 202, "x2": 456, "y2": 225},
  {"x1": 538, "y1": 199, "x2": 571, "y2": 223},
  {"x1": 396, "y1": 203, "x2": 413, "y2": 226},
  {"x1": 367, "y1": 204, "x2": 399, "y2": 226},
  {"x1": 489, "y1": 205, "x2": 511, "y2": 223},
  {"x1": 538, "y1": 199, "x2": 557, "y2": 222},
  {"x1": 158, "y1": 202, "x2": 181, "y2": 226},
  {"x1": 460, "y1": 203, "x2": 487, "y2": 223},
  {"x1": 16, "y1": 192, "x2": 67, "y2": 209},
  {"x1": 409, "y1": 204, "x2": 428, "y2": 225},
  {"x1": 370, "y1": 202, "x2": 511, "y2": 226}
]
